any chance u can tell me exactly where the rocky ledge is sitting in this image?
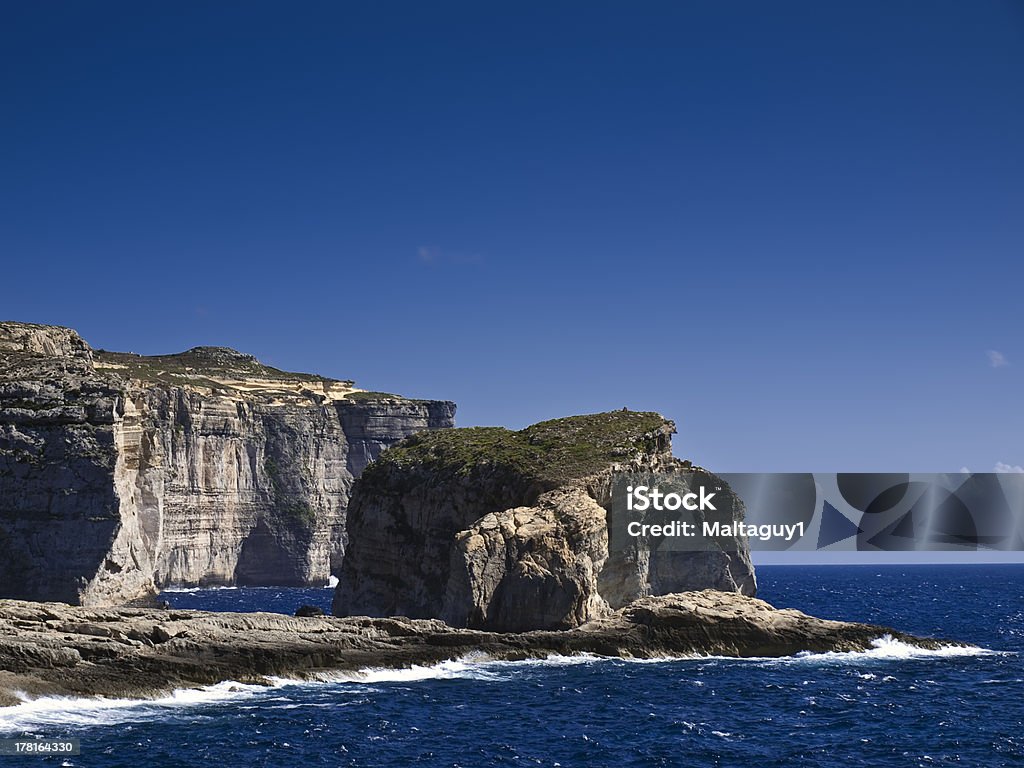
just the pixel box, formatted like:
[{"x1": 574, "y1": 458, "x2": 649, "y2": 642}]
[{"x1": 0, "y1": 591, "x2": 955, "y2": 707}]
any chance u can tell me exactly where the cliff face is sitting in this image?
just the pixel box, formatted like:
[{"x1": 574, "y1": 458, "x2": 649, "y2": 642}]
[
  {"x1": 333, "y1": 411, "x2": 756, "y2": 631},
  {"x1": 0, "y1": 322, "x2": 455, "y2": 605}
]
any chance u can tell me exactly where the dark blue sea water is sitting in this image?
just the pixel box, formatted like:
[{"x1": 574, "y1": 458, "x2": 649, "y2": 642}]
[{"x1": 2, "y1": 565, "x2": 1022, "y2": 767}]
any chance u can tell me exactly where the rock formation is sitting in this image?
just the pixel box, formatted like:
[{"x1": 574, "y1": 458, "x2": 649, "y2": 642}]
[
  {"x1": 333, "y1": 411, "x2": 756, "y2": 631},
  {"x1": 0, "y1": 321, "x2": 455, "y2": 606},
  {"x1": 0, "y1": 592, "x2": 956, "y2": 707}
]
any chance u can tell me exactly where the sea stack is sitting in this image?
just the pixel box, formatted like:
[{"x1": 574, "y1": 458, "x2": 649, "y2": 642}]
[{"x1": 333, "y1": 411, "x2": 756, "y2": 631}]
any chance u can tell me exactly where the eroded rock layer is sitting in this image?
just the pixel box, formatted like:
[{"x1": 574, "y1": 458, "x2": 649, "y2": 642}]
[
  {"x1": 0, "y1": 591, "x2": 954, "y2": 707},
  {"x1": 0, "y1": 322, "x2": 455, "y2": 605}
]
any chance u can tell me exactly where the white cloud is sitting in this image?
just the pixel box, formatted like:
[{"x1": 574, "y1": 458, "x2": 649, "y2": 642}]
[
  {"x1": 959, "y1": 466, "x2": 971, "y2": 474},
  {"x1": 988, "y1": 350, "x2": 1009, "y2": 368},
  {"x1": 416, "y1": 246, "x2": 439, "y2": 264},
  {"x1": 416, "y1": 245, "x2": 482, "y2": 266},
  {"x1": 994, "y1": 462, "x2": 1024, "y2": 473}
]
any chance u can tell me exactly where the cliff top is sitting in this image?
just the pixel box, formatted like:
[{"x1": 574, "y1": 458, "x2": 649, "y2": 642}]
[
  {"x1": 0, "y1": 321, "x2": 440, "y2": 405},
  {"x1": 0, "y1": 321, "x2": 91, "y2": 360},
  {"x1": 370, "y1": 410, "x2": 674, "y2": 483},
  {"x1": 93, "y1": 347, "x2": 351, "y2": 387}
]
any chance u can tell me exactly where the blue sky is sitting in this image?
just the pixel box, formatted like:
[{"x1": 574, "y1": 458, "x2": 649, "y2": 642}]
[{"x1": 2, "y1": 1, "x2": 1022, "y2": 473}]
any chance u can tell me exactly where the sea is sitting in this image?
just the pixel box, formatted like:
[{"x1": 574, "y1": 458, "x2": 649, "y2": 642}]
[{"x1": 1, "y1": 564, "x2": 1021, "y2": 767}]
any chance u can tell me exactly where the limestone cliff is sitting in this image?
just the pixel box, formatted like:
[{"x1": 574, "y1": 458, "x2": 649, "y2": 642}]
[
  {"x1": 333, "y1": 411, "x2": 756, "y2": 631},
  {"x1": 0, "y1": 321, "x2": 455, "y2": 605}
]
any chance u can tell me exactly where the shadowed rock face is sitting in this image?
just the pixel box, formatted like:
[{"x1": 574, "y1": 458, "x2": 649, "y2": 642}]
[
  {"x1": 0, "y1": 591, "x2": 956, "y2": 707},
  {"x1": 0, "y1": 321, "x2": 455, "y2": 605},
  {"x1": 333, "y1": 412, "x2": 756, "y2": 631}
]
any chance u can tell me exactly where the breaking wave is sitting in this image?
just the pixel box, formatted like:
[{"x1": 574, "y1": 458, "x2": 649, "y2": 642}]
[
  {"x1": 0, "y1": 681, "x2": 271, "y2": 733},
  {"x1": 0, "y1": 638, "x2": 997, "y2": 733}
]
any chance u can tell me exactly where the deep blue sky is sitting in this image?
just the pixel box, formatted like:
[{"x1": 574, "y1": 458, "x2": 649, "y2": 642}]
[{"x1": 3, "y1": 2, "x2": 1022, "y2": 472}]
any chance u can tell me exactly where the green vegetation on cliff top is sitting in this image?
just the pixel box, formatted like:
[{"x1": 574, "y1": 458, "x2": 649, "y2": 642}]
[
  {"x1": 372, "y1": 410, "x2": 671, "y2": 482},
  {"x1": 343, "y1": 390, "x2": 415, "y2": 403},
  {"x1": 94, "y1": 347, "x2": 347, "y2": 387}
]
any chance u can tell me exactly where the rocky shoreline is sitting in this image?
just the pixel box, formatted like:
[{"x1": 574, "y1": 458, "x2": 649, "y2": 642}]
[{"x1": 0, "y1": 591, "x2": 955, "y2": 708}]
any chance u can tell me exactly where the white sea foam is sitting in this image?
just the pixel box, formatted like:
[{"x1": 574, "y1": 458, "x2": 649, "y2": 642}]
[
  {"x1": 0, "y1": 638, "x2": 999, "y2": 732},
  {"x1": 0, "y1": 680, "x2": 275, "y2": 733},
  {"x1": 863, "y1": 634, "x2": 994, "y2": 659},
  {"x1": 640, "y1": 636, "x2": 998, "y2": 668},
  {"x1": 499, "y1": 638, "x2": 997, "y2": 667},
  {"x1": 483, "y1": 653, "x2": 609, "y2": 668},
  {"x1": 310, "y1": 656, "x2": 505, "y2": 684},
  {"x1": 507, "y1": 638, "x2": 999, "y2": 669},
  {"x1": 308, "y1": 652, "x2": 631, "y2": 684},
  {"x1": 782, "y1": 635, "x2": 999, "y2": 664}
]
